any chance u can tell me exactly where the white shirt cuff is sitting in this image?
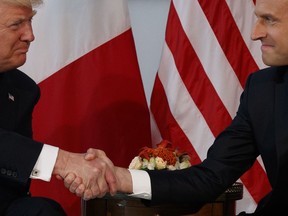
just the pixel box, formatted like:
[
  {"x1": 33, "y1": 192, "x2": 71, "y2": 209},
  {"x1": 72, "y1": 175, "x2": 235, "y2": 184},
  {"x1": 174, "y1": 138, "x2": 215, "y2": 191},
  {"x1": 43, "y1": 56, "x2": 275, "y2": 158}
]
[
  {"x1": 30, "y1": 144, "x2": 59, "y2": 182},
  {"x1": 128, "y1": 169, "x2": 152, "y2": 200}
]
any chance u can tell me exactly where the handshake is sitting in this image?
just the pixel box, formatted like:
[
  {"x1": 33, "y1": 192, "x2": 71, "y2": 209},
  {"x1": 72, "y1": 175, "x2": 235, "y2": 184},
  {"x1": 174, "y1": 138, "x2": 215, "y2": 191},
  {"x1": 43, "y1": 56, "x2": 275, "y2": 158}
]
[{"x1": 53, "y1": 148, "x2": 131, "y2": 200}]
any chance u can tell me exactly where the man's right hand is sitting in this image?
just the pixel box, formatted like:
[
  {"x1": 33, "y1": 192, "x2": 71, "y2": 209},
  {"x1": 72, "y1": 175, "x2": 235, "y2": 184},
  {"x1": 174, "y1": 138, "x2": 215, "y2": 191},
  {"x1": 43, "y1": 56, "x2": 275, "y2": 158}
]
[
  {"x1": 53, "y1": 149, "x2": 117, "y2": 200},
  {"x1": 62, "y1": 148, "x2": 134, "y2": 200}
]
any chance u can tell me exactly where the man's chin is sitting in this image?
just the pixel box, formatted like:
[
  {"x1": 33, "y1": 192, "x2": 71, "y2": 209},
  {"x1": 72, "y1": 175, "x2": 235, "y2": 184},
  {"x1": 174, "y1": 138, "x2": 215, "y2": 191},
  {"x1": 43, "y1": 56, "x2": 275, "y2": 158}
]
[
  {"x1": 262, "y1": 55, "x2": 274, "y2": 66},
  {"x1": 5, "y1": 59, "x2": 27, "y2": 71},
  {"x1": 14, "y1": 56, "x2": 27, "y2": 67},
  {"x1": 262, "y1": 55, "x2": 288, "y2": 66}
]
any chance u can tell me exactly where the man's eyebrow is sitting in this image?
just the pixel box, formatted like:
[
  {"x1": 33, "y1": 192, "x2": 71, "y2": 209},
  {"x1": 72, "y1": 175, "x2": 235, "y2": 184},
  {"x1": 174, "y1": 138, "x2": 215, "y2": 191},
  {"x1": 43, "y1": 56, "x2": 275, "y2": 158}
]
[
  {"x1": 25, "y1": 10, "x2": 37, "y2": 21},
  {"x1": 255, "y1": 10, "x2": 276, "y2": 19}
]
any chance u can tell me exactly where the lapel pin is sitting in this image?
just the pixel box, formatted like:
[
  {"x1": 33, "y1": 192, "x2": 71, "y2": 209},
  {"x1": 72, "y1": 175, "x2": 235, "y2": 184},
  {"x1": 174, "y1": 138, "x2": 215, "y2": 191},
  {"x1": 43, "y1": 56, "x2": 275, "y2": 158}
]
[{"x1": 8, "y1": 93, "x2": 14, "y2": 101}]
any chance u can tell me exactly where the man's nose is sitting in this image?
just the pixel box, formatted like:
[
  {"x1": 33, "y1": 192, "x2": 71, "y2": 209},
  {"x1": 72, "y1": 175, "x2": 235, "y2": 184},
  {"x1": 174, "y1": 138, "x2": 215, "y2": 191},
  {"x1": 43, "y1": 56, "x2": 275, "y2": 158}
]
[
  {"x1": 20, "y1": 23, "x2": 35, "y2": 42},
  {"x1": 251, "y1": 21, "x2": 266, "y2": 41}
]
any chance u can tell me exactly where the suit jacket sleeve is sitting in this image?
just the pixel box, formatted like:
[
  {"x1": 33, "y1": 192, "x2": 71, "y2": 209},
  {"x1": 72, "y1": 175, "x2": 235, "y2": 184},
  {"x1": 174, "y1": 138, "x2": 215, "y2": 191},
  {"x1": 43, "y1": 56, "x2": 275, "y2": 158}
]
[{"x1": 147, "y1": 73, "x2": 259, "y2": 205}]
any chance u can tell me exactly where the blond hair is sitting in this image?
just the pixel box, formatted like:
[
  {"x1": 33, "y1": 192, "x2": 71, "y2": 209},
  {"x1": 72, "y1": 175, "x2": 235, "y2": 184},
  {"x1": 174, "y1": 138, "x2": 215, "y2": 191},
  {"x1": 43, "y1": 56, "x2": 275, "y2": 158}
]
[{"x1": 2, "y1": 0, "x2": 43, "y2": 8}]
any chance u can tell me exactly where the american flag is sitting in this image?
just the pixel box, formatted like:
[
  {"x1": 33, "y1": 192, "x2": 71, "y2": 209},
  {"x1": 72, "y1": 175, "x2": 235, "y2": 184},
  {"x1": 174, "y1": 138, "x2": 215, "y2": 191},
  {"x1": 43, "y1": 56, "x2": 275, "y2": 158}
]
[{"x1": 150, "y1": 0, "x2": 271, "y2": 213}]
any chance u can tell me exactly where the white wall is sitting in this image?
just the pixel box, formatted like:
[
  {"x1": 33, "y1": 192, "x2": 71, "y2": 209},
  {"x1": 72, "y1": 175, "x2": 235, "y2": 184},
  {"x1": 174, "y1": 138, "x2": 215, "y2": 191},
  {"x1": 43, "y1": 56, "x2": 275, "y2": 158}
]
[{"x1": 128, "y1": 0, "x2": 170, "y2": 105}]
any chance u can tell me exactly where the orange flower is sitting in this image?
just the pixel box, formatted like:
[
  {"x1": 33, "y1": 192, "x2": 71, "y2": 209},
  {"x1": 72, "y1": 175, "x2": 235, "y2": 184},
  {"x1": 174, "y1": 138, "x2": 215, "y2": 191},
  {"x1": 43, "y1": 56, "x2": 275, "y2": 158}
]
[{"x1": 129, "y1": 140, "x2": 191, "y2": 170}]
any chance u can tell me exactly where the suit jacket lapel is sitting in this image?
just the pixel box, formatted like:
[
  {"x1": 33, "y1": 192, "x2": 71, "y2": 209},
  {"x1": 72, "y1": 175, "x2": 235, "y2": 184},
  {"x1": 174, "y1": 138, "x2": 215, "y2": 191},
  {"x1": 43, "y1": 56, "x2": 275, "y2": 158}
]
[{"x1": 0, "y1": 74, "x2": 17, "y2": 130}]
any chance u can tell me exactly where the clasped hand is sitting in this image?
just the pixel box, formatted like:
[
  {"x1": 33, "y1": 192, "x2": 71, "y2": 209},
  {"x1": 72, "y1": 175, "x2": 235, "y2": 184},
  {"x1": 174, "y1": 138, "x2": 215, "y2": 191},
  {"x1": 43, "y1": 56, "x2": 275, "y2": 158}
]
[{"x1": 54, "y1": 149, "x2": 117, "y2": 200}]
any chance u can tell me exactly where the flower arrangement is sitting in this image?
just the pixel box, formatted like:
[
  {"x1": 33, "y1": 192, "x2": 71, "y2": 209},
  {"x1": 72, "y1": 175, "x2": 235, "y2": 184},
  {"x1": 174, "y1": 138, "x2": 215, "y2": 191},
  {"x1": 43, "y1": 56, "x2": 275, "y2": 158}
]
[{"x1": 129, "y1": 140, "x2": 191, "y2": 170}]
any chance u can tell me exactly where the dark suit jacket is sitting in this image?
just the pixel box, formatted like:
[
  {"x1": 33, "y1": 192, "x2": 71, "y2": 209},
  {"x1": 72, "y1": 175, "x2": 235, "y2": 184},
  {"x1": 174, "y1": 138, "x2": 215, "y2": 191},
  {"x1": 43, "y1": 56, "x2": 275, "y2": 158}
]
[
  {"x1": 147, "y1": 66, "x2": 288, "y2": 215},
  {"x1": 0, "y1": 69, "x2": 43, "y2": 213}
]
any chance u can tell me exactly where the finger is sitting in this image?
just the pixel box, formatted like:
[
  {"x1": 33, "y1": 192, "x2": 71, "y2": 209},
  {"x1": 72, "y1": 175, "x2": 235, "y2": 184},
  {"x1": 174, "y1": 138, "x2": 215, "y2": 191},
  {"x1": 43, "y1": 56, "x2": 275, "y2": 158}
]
[
  {"x1": 85, "y1": 148, "x2": 107, "y2": 160},
  {"x1": 89, "y1": 183, "x2": 101, "y2": 199},
  {"x1": 96, "y1": 179, "x2": 109, "y2": 198},
  {"x1": 56, "y1": 174, "x2": 64, "y2": 181},
  {"x1": 68, "y1": 176, "x2": 83, "y2": 193},
  {"x1": 84, "y1": 153, "x2": 94, "y2": 160},
  {"x1": 64, "y1": 173, "x2": 77, "y2": 188},
  {"x1": 91, "y1": 157, "x2": 116, "y2": 196},
  {"x1": 87, "y1": 170, "x2": 107, "y2": 198},
  {"x1": 94, "y1": 149, "x2": 107, "y2": 157},
  {"x1": 83, "y1": 189, "x2": 93, "y2": 200},
  {"x1": 75, "y1": 184, "x2": 86, "y2": 197},
  {"x1": 95, "y1": 158, "x2": 117, "y2": 196},
  {"x1": 86, "y1": 148, "x2": 103, "y2": 155},
  {"x1": 96, "y1": 167, "x2": 111, "y2": 197},
  {"x1": 84, "y1": 148, "x2": 97, "y2": 160},
  {"x1": 105, "y1": 169, "x2": 118, "y2": 196}
]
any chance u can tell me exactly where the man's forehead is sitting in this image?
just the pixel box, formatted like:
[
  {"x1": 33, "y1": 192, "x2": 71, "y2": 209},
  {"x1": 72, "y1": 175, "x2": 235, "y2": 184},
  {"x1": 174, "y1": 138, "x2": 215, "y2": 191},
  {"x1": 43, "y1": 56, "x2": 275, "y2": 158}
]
[{"x1": 0, "y1": 3, "x2": 35, "y2": 21}]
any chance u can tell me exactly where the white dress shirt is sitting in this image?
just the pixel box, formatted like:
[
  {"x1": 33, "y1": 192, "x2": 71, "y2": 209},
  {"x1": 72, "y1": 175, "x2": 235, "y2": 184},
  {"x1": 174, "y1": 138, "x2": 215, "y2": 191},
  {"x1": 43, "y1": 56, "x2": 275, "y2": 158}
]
[
  {"x1": 30, "y1": 144, "x2": 59, "y2": 181},
  {"x1": 128, "y1": 169, "x2": 152, "y2": 200}
]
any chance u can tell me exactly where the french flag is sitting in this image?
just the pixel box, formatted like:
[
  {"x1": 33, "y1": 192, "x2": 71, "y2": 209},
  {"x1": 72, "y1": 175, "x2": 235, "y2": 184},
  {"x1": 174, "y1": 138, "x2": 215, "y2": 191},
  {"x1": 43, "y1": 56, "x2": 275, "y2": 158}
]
[{"x1": 20, "y1": 0, "x2": 152, "y2": 215}]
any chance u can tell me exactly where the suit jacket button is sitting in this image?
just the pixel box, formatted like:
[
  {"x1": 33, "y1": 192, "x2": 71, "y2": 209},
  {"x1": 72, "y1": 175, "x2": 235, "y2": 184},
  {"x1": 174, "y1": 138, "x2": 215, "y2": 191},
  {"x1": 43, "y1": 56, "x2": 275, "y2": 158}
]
[
  {"x1": 1, "y1": 168, "x2": 6, "y2": 175},
  {"x1": 7, "y1": 170, "x2": 12, "y2": 176}
]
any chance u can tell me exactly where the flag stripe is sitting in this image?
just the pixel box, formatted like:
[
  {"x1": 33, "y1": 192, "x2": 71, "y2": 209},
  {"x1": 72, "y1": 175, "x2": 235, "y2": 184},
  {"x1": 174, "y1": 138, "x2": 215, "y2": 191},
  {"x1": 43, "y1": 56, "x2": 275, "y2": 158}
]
[
  {"x1": 198, "y1": 0, "x2": 259, "y2": 88},
  {"x1": 226, "y1": 0, "x2": 265, "y2": 70},
  {"x1": 174, "y1": 0, "x2": 243, "y2": 119},
  {"x1": 156, "y1": 41, "x2": 219, "y2": 161},
  {"x1": 240, "y1": 161, "x2": 271, "y2": 203},
  {"x1": 150, "y1": 75, "x2": 202, "y2": 164},
  {"x1": 167, "y1": 2, "x2": 232, "y2": 137}
]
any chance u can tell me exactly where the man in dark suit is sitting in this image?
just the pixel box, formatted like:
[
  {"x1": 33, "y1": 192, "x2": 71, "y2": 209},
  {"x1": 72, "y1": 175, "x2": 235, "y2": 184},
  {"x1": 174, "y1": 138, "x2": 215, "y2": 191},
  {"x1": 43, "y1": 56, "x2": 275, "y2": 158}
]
[
  {"x1": 0, "y1": 0, "x2": 117, "y2": 215},
  {"x1": 68, "y1": 0, "x2": 288, "y2": 215}
]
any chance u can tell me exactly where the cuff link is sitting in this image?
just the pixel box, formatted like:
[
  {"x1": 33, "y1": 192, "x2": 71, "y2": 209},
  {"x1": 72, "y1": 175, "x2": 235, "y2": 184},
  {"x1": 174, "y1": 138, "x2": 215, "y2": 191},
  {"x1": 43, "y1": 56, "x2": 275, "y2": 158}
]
[{"x1": 31, "y1": 169, "x2": 40, "y2": 176}]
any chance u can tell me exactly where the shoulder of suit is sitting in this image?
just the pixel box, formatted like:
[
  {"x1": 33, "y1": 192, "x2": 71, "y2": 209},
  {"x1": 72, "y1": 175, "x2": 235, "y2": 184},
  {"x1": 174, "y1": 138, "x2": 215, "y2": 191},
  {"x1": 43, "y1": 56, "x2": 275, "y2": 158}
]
[{"x1": 6, "y1": 69, "x2": 39, "y2": 92}]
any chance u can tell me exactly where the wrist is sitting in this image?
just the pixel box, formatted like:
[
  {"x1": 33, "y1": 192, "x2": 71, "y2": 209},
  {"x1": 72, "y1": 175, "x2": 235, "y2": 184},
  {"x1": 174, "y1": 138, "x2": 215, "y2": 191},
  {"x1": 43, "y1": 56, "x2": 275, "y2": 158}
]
[
  {"x1": 115, "y1": 166, "x2": 133, "y2": 194},
  {"x1": 53, "y1": 149, "x2": 69, "y2": 177}
]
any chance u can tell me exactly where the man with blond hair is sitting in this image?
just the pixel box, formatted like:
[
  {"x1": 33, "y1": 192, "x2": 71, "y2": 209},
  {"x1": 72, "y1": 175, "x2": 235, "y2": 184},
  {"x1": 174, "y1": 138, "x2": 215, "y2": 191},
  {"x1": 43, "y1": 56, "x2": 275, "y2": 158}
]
[{"x1": 0, "y1": 0, "x2": 117, "y2": 215}]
